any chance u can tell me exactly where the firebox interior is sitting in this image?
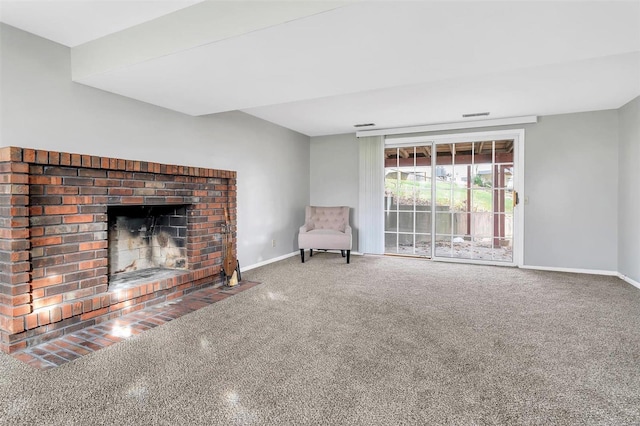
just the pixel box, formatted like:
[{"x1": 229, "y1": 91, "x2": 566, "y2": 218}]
[{"x1": 107, "y1": 205, "x2": 189, "y2": 288}]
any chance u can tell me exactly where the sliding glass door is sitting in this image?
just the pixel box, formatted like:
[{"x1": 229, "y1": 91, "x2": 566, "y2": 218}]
[
  {"x1": 384, "y1": 146, "x2": 432, "y2": 256},
  {"x1": 384, "y1": 137, "x2": 517, "y2": 264}
]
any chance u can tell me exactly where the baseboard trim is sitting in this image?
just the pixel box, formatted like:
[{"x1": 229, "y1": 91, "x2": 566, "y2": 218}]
[
  {"x1": 496, "y1": 265, "x2": 640, "y2": 290},
  {"x1": 617, "y1": 273, "x2": 640, "y2": 290},
  {"x1": 520, "y1": 265, "x2": 618, "y2": 276},
  {"x1": 242, "y1": 256, "x2": 639, "y2": 290},
  {"x1": 241, "y1": 252, "x2": 298, "y2": 272}
]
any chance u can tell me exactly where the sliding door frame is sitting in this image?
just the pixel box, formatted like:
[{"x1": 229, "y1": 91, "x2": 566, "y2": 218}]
[{"x1": 385, "y1": 129, "x2": 525, "y2": 267}]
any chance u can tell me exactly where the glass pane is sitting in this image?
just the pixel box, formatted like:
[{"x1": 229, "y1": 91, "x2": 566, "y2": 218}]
[
  {"x1": 470, "y1": 212, "x2": 493, "y2": 237},
  {"x1": 472, "y1": 238, "x2": 494, "y2": 260},
  {"x1": 435, "y1": 184, "x2": 452, "y2": 210},
  {"x1": 398, "y1": 147, "x2": 413, "y2": 162},
  {"x1": 385, "y1": 140, "x2": 517, "y2": 262},
  {"x1": 472, "y1": 188, "x2": 492, "y2": 212},
  {"x1": 453, "y1": 212, "x2": 468, "y2": 236},
  {"x1": 493, "y1": 164, "x2": 513, "y2": 190},
  {"x1": 493, "y1": 213, "x2": 506, "y2": 239},
  {"x1": 452, "y1": 165, "x2": 468, "y2": 190},
  {"x1": 474, "y1": 236, "x2": 493, "y2": 249},
  {"x1": 397, "y1": 212, "x2": 414, "y2": 233},
  {"x1": 435, "y1": 162, "x2": 454, "y2": 211},
  {"x1": 437, "y1": 144, "x2": 455, "y2": 167},
  {"x1": 491, "y1": 214, "x2": 515, "y2": 239},
  {"x1": 384, "y1": 193, "x2": 395, "y2": 212},
  {"x1": 384, "y1": 233, "x2": 398, "y2": 254},
  {"x1": 452, "y1": 235, "x2": 470, "y2": 259},
  {"x1": 434, "y1": 235, "x2": 452, "y2": 258},
  {"x1": 473, "y1": 141, "x2": 486, "y2": 157},
  {"x1": 504, "y1": 190, "x2": 514, "y2": 214},
  {"x1": 472, "y1": 164, "x2": 492, "y2": 188},
  {"x1": 504, "y1": 213, "x2": 514, "y2": 238},
  {"x1": 415, "y1": 166, "x2": 432, "y2": 210},
  {"x1": 398, "y1": 233, "x2": 414, "y2": 255},
  {"x1": 415, "y1": 212, "x2": 431, "y2": 234},
  {"x1": 453, "y1": 186, "x2": 468, "y2": 212},
  {"x1": 384, "y1": 145, "x2": 433, "y2": 256},
  {"x1": 415, "y1": 146, "x2": 432, "y2": 168},
  {"x1": 398, "y1": 168, "x2": 416, "y2": 210},
  {"x1": 384, "y1": 147, "x2": 398, "y2": 161},
  {"x1": 384, "y1": 169, "x2": 400, "y2": 210},
  {"x1": 503, "y1": 165, "x2": 514, "y2": 192},
  {"x1": 492, "y1": 238, "x2": 513, "y2": 262},
  {"x1": 435, "y1": 212, "x2": 453, "y2": 234},
  {"x1": 415, "y1": 234, "x2": 431, "y2": 257},
  {"x1": 384, "y1": 211, "x2": 398, "y2": 232},
  {"x1": 428, "y1": 140, "x2": 516, "y2": 263}
]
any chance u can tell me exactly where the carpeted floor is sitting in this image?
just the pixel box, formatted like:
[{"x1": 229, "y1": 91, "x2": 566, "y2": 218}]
[{"x1": 1, "y1": 254, "x2": 639, "y2": 425}]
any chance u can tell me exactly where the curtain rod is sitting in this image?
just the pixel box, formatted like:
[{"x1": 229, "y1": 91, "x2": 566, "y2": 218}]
[{"x1": 356, "y1": 116, "x2": 538, "y2": 138}]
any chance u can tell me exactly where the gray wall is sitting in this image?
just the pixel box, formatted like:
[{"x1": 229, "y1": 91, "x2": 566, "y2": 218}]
[
  {"x1": 522, "y1": 112, "x2": 618, "y2": 271},
  {"x1": 2, "y1": 22, "x2": 632, "y2": 276},
  {"x1": 310, "y1": 133, "x2": 360, "y2": 250},
  {"x1": 618, "y1": 96, "x2": 640, "y2": 283},
  {"x1": 0, "y1": 23, "x2": 310, "y2": 268},
  {"x1": 415, "y1": 111, "x2": 620, "y2": 272},
  {"x1": 310, "y1": 110, "x2": 621, "y2": 272}
]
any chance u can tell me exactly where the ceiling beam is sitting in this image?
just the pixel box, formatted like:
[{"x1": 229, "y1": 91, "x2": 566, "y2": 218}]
[{"x1": 72, "y1": 1, "x2": 349, "y2": 81}]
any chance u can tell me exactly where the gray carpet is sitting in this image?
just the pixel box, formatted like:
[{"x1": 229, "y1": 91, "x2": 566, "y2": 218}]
[{"x1": 1, "y1": 254, "x2": 639, "y2": 425}]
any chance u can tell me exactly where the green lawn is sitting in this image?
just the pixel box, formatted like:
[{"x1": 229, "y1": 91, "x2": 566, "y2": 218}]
[{"x1": 385, "y1": 178, "x2": 513, "y2": 213}]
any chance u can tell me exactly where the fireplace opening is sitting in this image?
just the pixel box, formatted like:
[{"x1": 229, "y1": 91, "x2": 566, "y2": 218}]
[{"x1": 107, "y1": 205, "x2": 189, "y2": 290}]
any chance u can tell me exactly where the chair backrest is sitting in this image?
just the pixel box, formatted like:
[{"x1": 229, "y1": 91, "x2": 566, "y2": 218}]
[{"x1": 305, "y1": 206, "x2": 349, "y2": 232}]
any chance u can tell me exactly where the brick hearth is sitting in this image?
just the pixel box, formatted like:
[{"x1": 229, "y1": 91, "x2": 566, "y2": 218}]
[{"x1": 0, "y1": 146, "x2": 236, "y2": 353}]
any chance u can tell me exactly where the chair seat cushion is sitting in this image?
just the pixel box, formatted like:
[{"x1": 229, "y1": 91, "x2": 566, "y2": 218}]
[{"x1": 298, "y1": 229, "x2": 351, "y2": 250}]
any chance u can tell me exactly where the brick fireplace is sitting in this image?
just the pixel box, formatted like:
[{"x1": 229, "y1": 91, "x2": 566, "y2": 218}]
[{"x1": 0, "y1": 147, "x2": 236, "y2": 353}]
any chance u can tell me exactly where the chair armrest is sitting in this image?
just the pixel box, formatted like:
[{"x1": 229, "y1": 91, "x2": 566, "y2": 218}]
[
  {"x1": 299, "y1": 224, "x2": 309, "y2": 233},
  {"x1": 344, "y1": 225, "x2": 352, "y2": 235}
]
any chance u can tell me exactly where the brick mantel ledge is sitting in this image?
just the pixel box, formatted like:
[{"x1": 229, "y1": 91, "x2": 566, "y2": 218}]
[{"x1": 0, "y1": 146, "x2": 235, "y2": 179}]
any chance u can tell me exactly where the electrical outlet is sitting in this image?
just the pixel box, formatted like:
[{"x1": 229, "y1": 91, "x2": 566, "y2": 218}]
[{"x1": 272, "y1": 239, "x2": 276, "y2": 248}]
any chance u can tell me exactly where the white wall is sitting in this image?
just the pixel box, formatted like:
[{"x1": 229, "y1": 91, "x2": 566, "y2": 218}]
[
  {"x1": 310, "y1": 110, "x2": 621, "y2": 272},
  {"x1": 618, "y1": 96, "x2": 640, "y2": 283},
  {"x1": 0, "y1": 23, "x2": 310, "y2": 268},
  {"x1": 310, "y1": 133, "x2": 359, "y2": 250}
]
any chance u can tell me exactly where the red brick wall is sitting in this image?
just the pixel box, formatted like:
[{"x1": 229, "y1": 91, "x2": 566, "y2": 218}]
[{"x1": 0, "y1": 147, "x2": 236, "y2": 353}]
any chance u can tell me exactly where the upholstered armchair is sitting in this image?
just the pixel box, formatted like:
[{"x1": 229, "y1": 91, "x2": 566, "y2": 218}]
[{"x1": 298, "y1": 206, "x2": 352, "y2": 263}]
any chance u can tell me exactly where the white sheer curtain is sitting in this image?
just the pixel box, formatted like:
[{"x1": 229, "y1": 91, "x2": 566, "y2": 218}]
[{"x1": 358, "y1": 135, "x2": 384, "y2": 254}]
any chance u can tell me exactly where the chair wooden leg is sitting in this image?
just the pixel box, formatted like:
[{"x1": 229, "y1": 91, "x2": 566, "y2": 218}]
[
  {"x1": 347, "y1": 250, "x2": 351, "y2": 264},
  {"x1": 341, "y1": 250, "x2": 345, "y2": 257},
  {"x1": 310, "y1": 249, "x2": 313, "y2": 257},
  {"x1": 300, "y1": 249, "x2": 305, "y2": 263}
]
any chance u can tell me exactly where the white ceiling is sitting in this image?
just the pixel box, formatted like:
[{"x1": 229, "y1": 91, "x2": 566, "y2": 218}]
[
  {"x1": 0, "y1": 1, "x2": 204, "y2": 47},
  {"x1": 1, "y1": 1, "x2": 639, "y2": 136}
]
